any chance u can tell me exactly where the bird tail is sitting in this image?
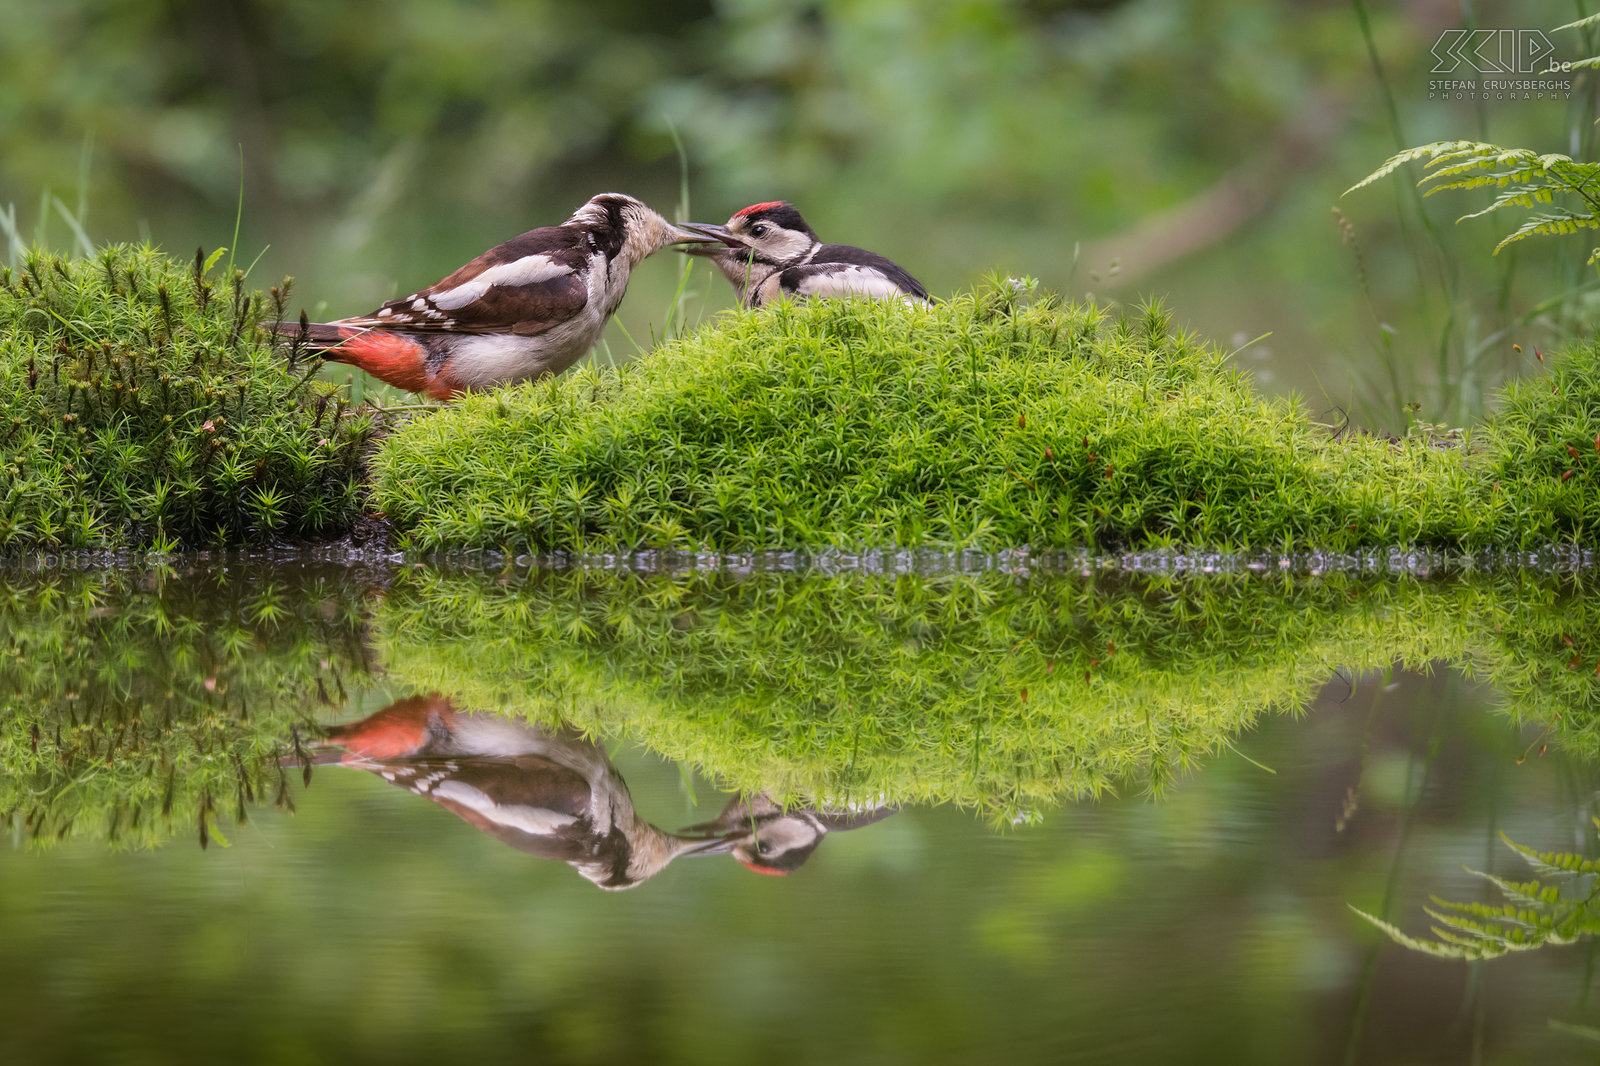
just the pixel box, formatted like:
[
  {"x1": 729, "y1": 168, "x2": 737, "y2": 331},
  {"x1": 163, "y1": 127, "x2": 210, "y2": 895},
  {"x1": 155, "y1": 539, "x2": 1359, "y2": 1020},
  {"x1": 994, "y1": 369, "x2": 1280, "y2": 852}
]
[
  {"x1": 267, "y1": 316, "x2": 438, "y2": 396},
  {"x1": 267, "y1": 315, "x2": 354, "y2": 352}
]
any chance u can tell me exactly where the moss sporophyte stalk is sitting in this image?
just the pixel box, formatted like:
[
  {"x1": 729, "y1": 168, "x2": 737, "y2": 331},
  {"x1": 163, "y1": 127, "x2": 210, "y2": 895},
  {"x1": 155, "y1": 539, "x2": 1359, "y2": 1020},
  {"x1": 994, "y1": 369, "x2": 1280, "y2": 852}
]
[{"x1": 5, "y1": 246, "x2": 1600, "y2": 553}]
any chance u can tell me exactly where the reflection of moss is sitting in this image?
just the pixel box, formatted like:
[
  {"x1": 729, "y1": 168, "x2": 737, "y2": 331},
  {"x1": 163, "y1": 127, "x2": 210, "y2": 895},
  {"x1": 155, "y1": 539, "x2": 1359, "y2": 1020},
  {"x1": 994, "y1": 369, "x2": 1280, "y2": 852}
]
[
  {"x1": 373, "y1": 285, "x2": 1600, "y2": 552},
  {"x1": 0, "y1": 246, "x2": 370, "y2": 551},
  {"x1": 5, "y1": 559, "x2": 1598, "y2": 842},
  {"x1": 374, "y1": 567, "x2": 1597, "y2": 821},
  {"x1": 0, "y1": 563, "x2": 374, "y2": 846}
]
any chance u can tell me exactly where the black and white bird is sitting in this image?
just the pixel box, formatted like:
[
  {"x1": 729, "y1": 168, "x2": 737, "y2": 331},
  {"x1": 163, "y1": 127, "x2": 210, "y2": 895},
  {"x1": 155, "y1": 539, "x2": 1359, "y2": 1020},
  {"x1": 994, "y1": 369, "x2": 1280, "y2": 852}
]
[
  {"x1": 271, "y1": 194, "x2": 713, "y2": 399},
  {"x1": 679, "y1": 792, "x2": 899, "y2": 877},
  {"x1": 682, "y1": 201, "x2": 930, "y2": 309},
  {"x1": 310, "y1": 695, "x2": 735, "y2": 890}
]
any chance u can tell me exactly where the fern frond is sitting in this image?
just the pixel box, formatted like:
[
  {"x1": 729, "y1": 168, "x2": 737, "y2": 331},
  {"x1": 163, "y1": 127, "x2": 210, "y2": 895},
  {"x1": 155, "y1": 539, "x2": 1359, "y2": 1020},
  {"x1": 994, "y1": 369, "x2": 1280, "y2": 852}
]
[
  {"x1": 1453, "y1": 186, "x2": 1557, "y2": 220},
  {"x1": 1421, "y1": 158, "x2": 1545, "y2": 185},
  {"x1": 1500, "y1": 830, "x2": 1600, "y2": 875},
  {"x1": 1342, "y1": 141, "x2": 1486, "y2": 196},
  {"x1": 1357, "y1": 829, "x2": 1600, "y2": 961},
  {"x1": 1493, "y1": 211, "x2": 1600, "y2": 254},
  {"x1": 1424, "y1": 171, "x2": 1554, "y2": 196},
  {"x1": 1427, "y1": 896, "x2": 1540, "y2": 927},
  {"x1": 1349, "y1": 905, "x2": 1484, "y2": 958},
  {"x1": 1543, "y1": 158, "x2": 1600, "y2": 189},
  {"x1": 1424, "y1": 148, "x2": 1549, "y2": 174}
]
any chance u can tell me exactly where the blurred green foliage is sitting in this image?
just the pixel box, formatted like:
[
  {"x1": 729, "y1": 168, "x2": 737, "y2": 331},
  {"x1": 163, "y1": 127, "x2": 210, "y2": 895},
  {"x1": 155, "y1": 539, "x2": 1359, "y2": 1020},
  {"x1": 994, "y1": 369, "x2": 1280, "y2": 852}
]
[{"x1": 2, "y1": 0, "x2": 1594, "y2": 429}]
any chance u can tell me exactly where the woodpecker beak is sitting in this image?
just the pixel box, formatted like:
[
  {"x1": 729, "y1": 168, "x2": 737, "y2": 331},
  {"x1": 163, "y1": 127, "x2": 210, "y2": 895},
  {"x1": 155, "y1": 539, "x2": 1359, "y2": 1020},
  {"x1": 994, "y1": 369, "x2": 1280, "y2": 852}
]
[
  {"x1": 675, "y1": 223, "x2": 744, "y2": 254},
  {"x1": 676, "y1": 834, "x2": 739, "y2": 856},
  {"x1": 666, "y1": 222, "x2": 723, "y2": 247}
]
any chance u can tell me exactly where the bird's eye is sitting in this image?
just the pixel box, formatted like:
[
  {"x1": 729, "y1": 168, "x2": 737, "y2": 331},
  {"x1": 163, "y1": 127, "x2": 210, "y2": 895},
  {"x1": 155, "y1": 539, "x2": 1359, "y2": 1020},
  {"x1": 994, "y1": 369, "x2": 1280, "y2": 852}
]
[
  {"x1": 750, "y1": 223, "x2": 769, "y2": 237},
  {"x1": 756, "y1": 840, "x2": 772, "y2": 855}
]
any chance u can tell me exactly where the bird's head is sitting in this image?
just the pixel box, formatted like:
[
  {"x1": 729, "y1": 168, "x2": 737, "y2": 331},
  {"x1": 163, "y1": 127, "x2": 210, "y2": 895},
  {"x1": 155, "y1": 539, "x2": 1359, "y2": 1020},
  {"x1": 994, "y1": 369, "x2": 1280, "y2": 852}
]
[
  {"x1": 681, "y1": 201, "x2": 820, "y2": 269},
  {"x1": 679, "y1": 792, "x2": 896, "y2": 877},
  {"x1": 568, "y1": 193, "x2": 718, "y2": 268},
  {"x1": 727, "y1": 812, "x2": 826, "y2": 876}
]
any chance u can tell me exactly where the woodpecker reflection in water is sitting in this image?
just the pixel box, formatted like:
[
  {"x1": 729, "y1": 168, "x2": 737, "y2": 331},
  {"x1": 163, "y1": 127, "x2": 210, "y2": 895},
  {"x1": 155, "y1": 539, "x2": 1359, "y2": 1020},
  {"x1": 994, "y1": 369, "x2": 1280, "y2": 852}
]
[
  {"x1": 310, "y1": 695, "x2": 735, "y2": 890},
  {"x1": 682, "y1": 792, "x2": 900, "y2": 877},
  {"x1": 308, "y1": 695, "x2": 897, "y2": 888}
]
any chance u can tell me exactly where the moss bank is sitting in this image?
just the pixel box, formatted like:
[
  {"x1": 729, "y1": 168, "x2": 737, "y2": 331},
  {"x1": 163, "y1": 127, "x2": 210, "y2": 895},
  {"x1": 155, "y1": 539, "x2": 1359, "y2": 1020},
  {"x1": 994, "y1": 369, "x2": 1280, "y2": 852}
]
[
  {"x1": 373, "y1": 286, "x2": 1600, "y2": 552},
  {"x1": 0, "y1": 245, "x2": 370, "y2": 551}
]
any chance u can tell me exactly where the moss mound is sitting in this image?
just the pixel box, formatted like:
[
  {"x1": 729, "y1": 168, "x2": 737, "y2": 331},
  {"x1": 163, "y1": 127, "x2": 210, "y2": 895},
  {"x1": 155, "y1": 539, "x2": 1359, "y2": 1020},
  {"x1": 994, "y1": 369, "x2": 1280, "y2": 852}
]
[
  {"x1": 0, "y1": 245, "x2": 370, "y2": 552},
  {"x1": 374, "y1": 286, "x2": 1591, "y2": 552}
]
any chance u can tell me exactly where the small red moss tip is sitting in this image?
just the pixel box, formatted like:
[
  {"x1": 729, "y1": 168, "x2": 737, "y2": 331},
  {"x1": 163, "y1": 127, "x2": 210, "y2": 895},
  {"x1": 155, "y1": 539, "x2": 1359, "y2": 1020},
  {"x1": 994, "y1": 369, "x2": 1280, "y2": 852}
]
[
  {"x1": 734, "y1": 201, "x2": 787, "y2": 218},
  {"x1": 739, "y1": 858, "x2": 790, "y2": 876}
]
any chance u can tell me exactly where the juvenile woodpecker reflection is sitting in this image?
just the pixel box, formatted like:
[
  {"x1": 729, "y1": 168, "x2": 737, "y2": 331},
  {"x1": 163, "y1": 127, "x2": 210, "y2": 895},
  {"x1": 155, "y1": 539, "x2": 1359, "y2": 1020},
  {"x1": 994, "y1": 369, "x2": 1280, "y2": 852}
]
[{"x1": 308, "y1": 695, "x2": 895, "y2": 889}]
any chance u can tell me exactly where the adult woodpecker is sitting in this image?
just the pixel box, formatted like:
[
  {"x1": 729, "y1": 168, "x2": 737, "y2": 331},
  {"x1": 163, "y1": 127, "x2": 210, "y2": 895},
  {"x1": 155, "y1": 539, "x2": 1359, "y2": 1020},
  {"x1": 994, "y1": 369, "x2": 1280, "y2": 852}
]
[
  {"x1": 309, "y1": 695, "x2": 735, "y2": 890},
  {"x1": 680, "y1": 792, "x2": 899, "y2": 877},
  {"x1": 271, "y1": 193, "x2": 714, "y2": 399},
  {"x1": 681, "y1": 201, "x2": 930, "y2": 308}
]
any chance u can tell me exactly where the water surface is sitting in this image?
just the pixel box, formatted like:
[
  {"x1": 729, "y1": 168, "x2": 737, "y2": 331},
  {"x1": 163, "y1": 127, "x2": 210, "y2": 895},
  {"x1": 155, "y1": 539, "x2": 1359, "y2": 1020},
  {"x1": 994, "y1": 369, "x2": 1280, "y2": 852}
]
[{"x1": 3, "y1": 556, "x2": 1598, "y2": 1064}]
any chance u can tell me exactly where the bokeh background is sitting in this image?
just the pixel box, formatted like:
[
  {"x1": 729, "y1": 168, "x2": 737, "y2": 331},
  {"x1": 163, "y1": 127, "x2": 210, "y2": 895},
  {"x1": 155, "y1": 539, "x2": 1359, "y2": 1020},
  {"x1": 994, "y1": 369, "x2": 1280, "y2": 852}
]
[{"x1": 2, "y1": 0, "x2": 1598, "y2": 427}]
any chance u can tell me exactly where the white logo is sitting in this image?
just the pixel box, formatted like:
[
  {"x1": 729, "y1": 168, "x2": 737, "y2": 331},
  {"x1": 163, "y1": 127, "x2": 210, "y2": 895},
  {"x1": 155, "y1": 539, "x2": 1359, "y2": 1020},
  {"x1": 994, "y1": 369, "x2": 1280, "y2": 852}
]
[{"x1": 1430, "y1": 29, "x2": 1556, "y2": 74}]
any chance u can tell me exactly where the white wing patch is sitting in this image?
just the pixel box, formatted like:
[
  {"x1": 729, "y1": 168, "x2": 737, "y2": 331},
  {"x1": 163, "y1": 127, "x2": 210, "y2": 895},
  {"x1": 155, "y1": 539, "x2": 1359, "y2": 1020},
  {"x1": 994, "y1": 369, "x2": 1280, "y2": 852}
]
[
  {"x1": 431, "y1": 779, "x2": 579, "y2": 835},
  {"x1": 796, "y1": 266, "x2": 915, "y2": 302},
  {"x1": 430, "y1": 255, "x2": 572, "y2": 310}
]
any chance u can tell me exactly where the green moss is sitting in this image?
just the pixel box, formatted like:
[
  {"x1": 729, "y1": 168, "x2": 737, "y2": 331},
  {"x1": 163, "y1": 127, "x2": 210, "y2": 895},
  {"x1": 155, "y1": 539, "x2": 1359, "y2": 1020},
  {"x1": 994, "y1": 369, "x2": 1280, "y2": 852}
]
[
  {"x1": 375, "y1": 284, "x2": 1600, "y2": 552},
  {"x1": 1479, "y1": 346, "x2": 1600, "y2": 542},
  {"x1": 11, "y1": 250, "x2": 1599, "y2": 554},
  {"x1": 375, "y1": 565, "x2": 1600, "y2": 824},
  {"x1": 0, "y1": 245, "x2": 371, "y2": 551},
  {"x1": 0, "y1": 563, "x2": 375, "y2": 848}
]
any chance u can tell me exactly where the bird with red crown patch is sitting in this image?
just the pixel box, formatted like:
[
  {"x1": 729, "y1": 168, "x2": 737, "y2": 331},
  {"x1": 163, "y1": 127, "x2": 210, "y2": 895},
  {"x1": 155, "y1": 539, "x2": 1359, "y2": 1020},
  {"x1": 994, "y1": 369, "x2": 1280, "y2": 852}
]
[
  {"x1": 678, "y1": 793, "x2": 899, "y2": 877},
  {"x1": 268, "y1": 194, "x2": 716, "y2": 399},
  {"x1": 681, "y1": 201, "x2": 930, "y2": 309}
]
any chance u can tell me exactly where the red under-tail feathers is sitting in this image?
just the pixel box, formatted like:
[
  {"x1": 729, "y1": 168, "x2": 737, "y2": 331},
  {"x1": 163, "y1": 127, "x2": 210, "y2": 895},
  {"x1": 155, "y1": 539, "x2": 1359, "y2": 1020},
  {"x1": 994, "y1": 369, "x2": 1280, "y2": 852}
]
[
  {"x1": 272, "y1": 319, "x2": 448, "y2": 399},
  {"x1": 322, "y1": 694, "x2": 458, "y2": 762}
]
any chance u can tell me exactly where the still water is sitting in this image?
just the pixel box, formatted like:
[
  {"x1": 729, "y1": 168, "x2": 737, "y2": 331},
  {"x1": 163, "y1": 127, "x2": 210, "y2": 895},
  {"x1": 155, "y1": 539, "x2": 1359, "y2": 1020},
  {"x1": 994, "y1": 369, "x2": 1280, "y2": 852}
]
[{"x1": 3, "y1": 554, "x2": 1599, "y2": 1064}]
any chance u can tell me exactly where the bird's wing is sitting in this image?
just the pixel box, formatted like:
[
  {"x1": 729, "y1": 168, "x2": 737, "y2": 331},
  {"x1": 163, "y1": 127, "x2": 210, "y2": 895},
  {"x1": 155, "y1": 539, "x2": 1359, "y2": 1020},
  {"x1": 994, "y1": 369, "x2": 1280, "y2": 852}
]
[
  {"x1": 781, "y1": 245, "x2": 930, "y2": 302},
  {"x1": 340, "y1": 229, "x2": 591, "y2": 336}
]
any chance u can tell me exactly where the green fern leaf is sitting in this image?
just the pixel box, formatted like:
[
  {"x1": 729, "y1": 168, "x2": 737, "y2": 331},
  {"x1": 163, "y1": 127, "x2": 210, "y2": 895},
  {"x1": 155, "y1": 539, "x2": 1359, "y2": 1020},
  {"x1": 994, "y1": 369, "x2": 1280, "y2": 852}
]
[
  {"x1": 1342, "y1": 141, "x2": 1486, "y2": 197},
  {"x1": 1493, "y1": 211, "x2": 1600, "y2": 254},
  {"x1": 1349, "y1": 905, "x2": 1483, "y2": 959},
  {"x1": 1454, "y1": 186, "x2": 1557, "y2": 220},
  {"x1": 1555, "y1": 12, "x2": 1600, "y2": 31}
]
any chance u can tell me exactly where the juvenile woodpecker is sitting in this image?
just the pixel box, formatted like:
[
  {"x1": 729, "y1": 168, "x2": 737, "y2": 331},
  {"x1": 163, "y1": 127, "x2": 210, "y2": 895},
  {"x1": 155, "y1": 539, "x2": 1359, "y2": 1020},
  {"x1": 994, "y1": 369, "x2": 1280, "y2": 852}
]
[
  {"x1": 309, "y1": 695, "x2": 735, "y2": 890},
  {"x1": 271, "y1": 194, "x2": 713, "y2": 399},
  {"x1": 680, "y1": 792, "x2": 899, "y2": 876},
  {"x1": 682, "y1": 201, "x2": 930, "y2": 308}
]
